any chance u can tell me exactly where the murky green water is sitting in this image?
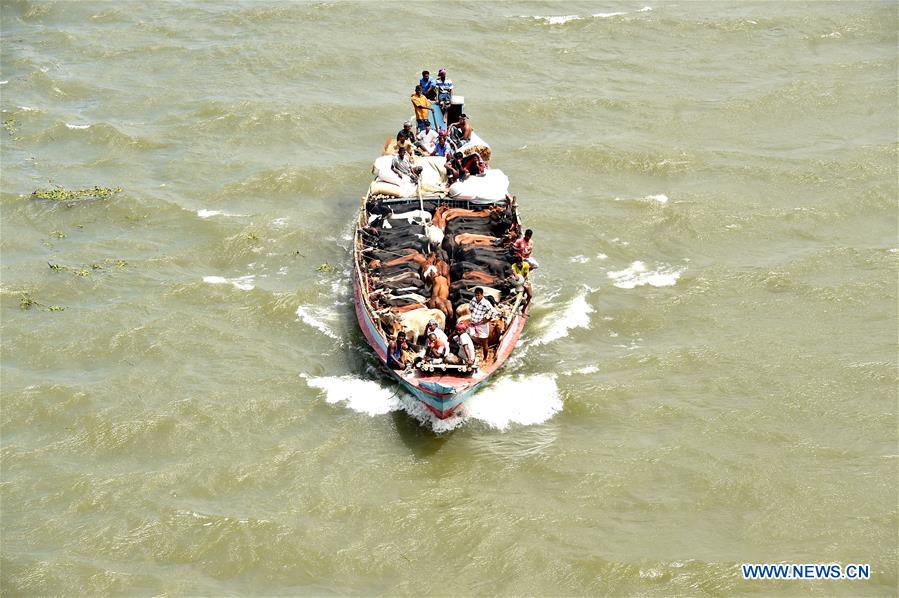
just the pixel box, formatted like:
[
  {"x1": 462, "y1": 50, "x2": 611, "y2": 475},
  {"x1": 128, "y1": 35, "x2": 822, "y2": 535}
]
[{"x1": 1, "y1": 1, "x2": 896, "y2": 595}]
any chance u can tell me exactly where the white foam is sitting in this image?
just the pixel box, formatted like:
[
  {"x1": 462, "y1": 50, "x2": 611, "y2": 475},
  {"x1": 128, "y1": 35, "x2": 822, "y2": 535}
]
[
  {"x1": 303, "y1": 374, "x2": 402, "y2": 416},
  {"x1": 615, "y1": 194, "x2": 668, "y2": 204},
  {"x1": 0, "y1": 81, "x2": 7, "y2": 85},
  {"x1": 596, "y1": 253, "x2": 609, "y2": 260},
  {"x1": 197, "y1": 209, "x2": 244, "y2": 219},
  {"x1": 65, "y1": 123, "x2": 90, "y2": 129},
  {"x1": 570, "y1": 254, "x2": 590, "y2": 264},
  {"x1": 272, "y1": 217, "x2": 288, "y2": 227},
  {"x1": 463, "y1": 375, "x2": 562, "y2": 430},
  {"x1": 542, "y1": 15, "x2": 581, "y2": 24},
  {"x1": 401, "y1": 396, "x2": 468, "y2": 433},
  {"x1": 19, "y1": 106, "x2": 39, "y2": 112},
  {"x1": 203, "y1": 275, "x2": 255, "y2": 291},
  {"x1": 526, "y1": 7, "x2": 648, "y2": 24},
  {"x1": 295, "y1": 305, "x2": 340, "y2": 340},
  {"x1": 607, "y1": 261, "x2": 683, "y2": 289},
  {"x1": 561, "y1": 365, "x2": 599, "y2": 376},
  {"x1": 535, "y1": 292, "x2": 595, "y2": 345}
]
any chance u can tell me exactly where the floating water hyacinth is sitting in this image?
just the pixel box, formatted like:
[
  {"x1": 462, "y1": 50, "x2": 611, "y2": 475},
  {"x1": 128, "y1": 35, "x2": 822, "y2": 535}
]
[{"x1": 31, "y1": 186, "x2": 122, "y2": 201}]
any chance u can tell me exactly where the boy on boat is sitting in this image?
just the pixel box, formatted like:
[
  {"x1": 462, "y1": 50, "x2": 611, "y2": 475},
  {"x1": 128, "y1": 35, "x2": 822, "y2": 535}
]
[{"x1": 509, "y1": 255, "x2": 533, "y2": 305}]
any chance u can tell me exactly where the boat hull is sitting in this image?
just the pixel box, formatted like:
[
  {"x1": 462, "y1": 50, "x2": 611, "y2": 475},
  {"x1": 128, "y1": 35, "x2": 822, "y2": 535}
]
[{"x1": 351, "y1": 260, "x2": 527, "y2": 419}]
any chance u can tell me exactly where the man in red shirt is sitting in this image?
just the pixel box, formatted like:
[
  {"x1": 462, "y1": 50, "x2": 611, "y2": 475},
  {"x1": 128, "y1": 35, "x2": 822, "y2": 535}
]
[{"x1": 512, "y1": 229, "x2": 538, "y2": 269}]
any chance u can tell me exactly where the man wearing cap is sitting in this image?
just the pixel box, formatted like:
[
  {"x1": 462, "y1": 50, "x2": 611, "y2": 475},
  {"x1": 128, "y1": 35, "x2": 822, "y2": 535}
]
[
  {"x1": 415, "y1": 119, "x2": 439, "y2": 156},
  {"x1": 411, "y1": 85, "x2": 434, "y2": 133}
]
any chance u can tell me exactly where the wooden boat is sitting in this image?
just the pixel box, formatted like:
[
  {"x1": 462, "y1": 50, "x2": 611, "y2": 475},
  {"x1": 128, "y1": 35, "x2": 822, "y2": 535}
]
[{"x1": 351, "y1": 96, "x2": 531, "y2": 419}]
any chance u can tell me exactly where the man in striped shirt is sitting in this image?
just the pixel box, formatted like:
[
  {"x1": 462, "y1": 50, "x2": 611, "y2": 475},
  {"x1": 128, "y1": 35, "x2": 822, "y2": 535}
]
[{"x1": 468, "y1": 287, "x2": 498, "y2": 361}]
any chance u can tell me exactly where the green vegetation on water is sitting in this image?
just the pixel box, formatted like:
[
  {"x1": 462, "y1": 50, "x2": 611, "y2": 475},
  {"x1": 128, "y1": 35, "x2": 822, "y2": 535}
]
[{"x1": 31, "y1": 186, "x2": 123, "y2": 201}]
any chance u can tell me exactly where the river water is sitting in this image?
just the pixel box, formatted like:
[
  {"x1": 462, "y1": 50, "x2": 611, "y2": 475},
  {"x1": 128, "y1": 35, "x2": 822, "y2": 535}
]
[{"x1": 1, "y1": 1, "x2": 896, "y2": 595}]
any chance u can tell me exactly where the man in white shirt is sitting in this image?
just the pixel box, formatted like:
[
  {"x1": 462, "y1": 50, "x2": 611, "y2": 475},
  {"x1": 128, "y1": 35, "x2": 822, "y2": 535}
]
[
  {"x1": 416, "y1": 120, "x2": 439, "y2": 156},
  {"x1": 425, "y1": 319, "x2": 448, "y2": 346},
  {"x1": 453, "y1": 322, "x2": 476, "y2": 367}
]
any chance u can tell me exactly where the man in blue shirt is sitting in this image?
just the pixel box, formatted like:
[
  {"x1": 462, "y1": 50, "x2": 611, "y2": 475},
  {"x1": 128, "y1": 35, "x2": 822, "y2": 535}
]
[
  {"x1": 419, "y1": 70, "x2": 437, "y2": 101},
  {"x1": 433, "y1": 129, "x2": 450, "y2": 157}
]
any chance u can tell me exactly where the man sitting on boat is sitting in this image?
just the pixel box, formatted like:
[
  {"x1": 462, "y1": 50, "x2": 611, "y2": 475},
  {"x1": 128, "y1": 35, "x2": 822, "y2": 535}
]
[
  {"x1": 445, "y1": 151, "x2": 468, "y2": 185},
  {"x1": 509, "y1": 254, "x2": 533, "y2": 305},
  {"x1": 446, "y1": 321, "x2": 477, "y2": 367},
  {"x1": 415, "y1": 120, "x2": 439, "y2": 156},
  {"x1": 468, "y1": 287, "x2": 499, "y2": 362},
  {"x1": 391, "y1": 145, "x2": 422, "y2": 184},
  {"x1": 433, "y1": 129, "x2": 451, "y2": 157},
  {"x1": 426, "y1": 331, "x2": 449, "y2": 362},
  {"x1": 448, "y1": 113, "x2": 472, "y2": 150},
  {"x1": 387, "y1": 331, "x2": 414, "y2": 370}
]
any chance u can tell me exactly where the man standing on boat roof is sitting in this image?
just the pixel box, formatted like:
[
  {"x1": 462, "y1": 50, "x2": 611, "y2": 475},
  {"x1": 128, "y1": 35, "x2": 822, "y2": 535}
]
[
  {"x1": 435, "y1": 68, "x2": 453, "y2": 118},
  {"x1": 419, "y1": 70, "x2": 437, "y2": 101},
  {"x1": 411, "y1": 85, "x2": 434, "y2": 133}
]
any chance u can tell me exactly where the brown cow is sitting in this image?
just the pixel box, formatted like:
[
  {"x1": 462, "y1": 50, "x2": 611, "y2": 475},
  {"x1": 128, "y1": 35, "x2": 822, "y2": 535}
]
[
  {"x1": 454, "y1": 233, "x2": 498, "y2": 247},
  {"x1": 425, "y1": 270, "x2": 453, "y2": 320},
  {"x1": 461, "y1": 270, "x2": 499, "y2": 285},
  {"x1": 432, "y1": 205, "x2": 500, "y2": 229}
]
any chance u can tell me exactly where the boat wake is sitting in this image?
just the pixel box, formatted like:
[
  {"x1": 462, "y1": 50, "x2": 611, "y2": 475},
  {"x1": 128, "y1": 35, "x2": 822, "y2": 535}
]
[
  {"x1": 301, "y1": 374, "x2": 402, "y2": 416},
  {"x1": 295, "y1": 305, "x2": 341, "y2": 341},
  {"x1": 301, "y1": 372, "x2": 562, "y2": 432},
  {"x1": 533, "y1": 291, "x2": 595, "y2": 345},
  {"x1": 606, "y1": 260, "x2": 684, "y2": 289}
]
